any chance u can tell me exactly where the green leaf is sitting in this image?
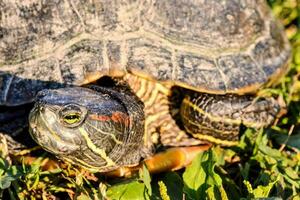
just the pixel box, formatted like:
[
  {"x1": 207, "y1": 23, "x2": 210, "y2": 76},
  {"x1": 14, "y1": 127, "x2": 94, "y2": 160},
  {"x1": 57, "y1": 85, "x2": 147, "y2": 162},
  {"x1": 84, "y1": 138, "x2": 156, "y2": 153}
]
[
  {"x1": 273, "y1": 133, "x2": 300, "y2": 149},
  {"x1": 106, "y1": 180, "x2": 150, "y2": 200},
  {"x1": 252, "y1": 177, "x2": 279, "y2": 198},
  {"x1": 163, "y1": 172, "x2": 183, "y2": 199},
  {"x1": 258, "y1": 145, "x2": 282, "y2": 159},
  {"x1": 0, "y1": 175, "x2": 16, "y2": 189},
  {"x1": 140, "y1": 164, "x2": 152, "y2": 196},
  {"x1": 183, "y1": 152, "x2": 207, "y2": 199},
  {"x1": 183, "y1": 150, "x2": 228, "y2": 200},
  {"x1": 238, "y1": 129, "x2": 256, "y2": 150},
  {"x1": 240, "y1": 162, "x2": 250, "y2": 180}
]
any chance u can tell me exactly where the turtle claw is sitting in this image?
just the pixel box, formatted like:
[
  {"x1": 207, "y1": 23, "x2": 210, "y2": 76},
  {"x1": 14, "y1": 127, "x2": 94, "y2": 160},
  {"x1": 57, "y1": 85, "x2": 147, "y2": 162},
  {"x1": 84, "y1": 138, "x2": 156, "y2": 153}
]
[{"x1": 105, "y1": 145, "x2": 211, "y2": 177}]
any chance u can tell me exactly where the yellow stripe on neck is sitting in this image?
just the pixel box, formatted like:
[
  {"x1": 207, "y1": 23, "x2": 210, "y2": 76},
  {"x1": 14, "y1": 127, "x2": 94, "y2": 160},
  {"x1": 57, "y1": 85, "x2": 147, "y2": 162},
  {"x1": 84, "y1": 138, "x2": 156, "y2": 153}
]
[{"x1": 79, "y1": 127, "x2": 116, "y2": 167}]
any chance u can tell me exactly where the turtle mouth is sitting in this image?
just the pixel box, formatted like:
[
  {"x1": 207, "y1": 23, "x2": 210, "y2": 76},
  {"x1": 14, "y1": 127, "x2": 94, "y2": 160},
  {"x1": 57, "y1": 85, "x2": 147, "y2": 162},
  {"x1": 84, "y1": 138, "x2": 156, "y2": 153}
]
[{"x1": 29, "y1": 103, "x2": 79, "y2": 155}]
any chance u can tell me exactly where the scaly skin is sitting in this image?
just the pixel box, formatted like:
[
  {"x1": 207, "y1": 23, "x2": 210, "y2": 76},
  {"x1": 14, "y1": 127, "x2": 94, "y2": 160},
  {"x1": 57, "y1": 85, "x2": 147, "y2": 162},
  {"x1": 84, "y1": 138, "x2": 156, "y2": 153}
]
[
  {"x1": 29, "y1": 78, "x2": 281, "y2": 174},
  {"x1": 28, "y1": 84, "x2": 211, "y2": 174},
  {"x1": 29, "y1": 86, "x2": 146, "y2": 172},
  {"x1": 181, "y1": 93, "x2": 280, "y2": 146}
]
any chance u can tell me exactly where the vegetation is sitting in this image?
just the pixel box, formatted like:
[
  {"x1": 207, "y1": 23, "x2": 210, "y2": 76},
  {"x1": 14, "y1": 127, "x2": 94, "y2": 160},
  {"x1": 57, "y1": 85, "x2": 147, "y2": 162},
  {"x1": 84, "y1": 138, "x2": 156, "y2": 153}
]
[{"x1": 0, "y1": 0, "x2": 299, "y2": 199}]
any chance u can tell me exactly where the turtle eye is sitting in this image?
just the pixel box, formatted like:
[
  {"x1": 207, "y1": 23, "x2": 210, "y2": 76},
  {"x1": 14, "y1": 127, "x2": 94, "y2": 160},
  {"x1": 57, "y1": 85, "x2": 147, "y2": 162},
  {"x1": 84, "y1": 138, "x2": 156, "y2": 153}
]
[
  {"x1": 63, "y1": 113, "x2": 81, "y2": 125},
  {"x1": 59, "y1": 104, "x2": 87, "y2": 127}
]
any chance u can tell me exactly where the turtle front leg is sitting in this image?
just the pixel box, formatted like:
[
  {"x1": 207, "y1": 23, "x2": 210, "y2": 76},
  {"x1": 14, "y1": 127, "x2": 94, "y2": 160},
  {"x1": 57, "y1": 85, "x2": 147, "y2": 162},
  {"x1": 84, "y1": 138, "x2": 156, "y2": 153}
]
[
  {"x1": 180, "y1": 93, "x2": 282, "y2": 146},
  {"x1": 104, "y1": 145, "x2": 211, "y2": 177}
]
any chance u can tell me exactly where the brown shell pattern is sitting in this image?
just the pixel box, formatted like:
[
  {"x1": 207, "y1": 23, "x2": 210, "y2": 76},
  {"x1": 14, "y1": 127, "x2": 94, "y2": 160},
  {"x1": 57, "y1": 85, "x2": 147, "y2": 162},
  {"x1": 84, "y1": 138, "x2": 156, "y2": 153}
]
[{"x1": 0, "y1": 0, "x2": 291, "y2": 104}]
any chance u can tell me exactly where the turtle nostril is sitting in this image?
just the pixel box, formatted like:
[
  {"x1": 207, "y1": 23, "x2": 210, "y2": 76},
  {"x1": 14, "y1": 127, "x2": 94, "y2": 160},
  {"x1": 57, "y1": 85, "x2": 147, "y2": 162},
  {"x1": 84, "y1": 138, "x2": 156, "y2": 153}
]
[{"x1": 39, "y1": 106, "x2": 44, "y2": 112}]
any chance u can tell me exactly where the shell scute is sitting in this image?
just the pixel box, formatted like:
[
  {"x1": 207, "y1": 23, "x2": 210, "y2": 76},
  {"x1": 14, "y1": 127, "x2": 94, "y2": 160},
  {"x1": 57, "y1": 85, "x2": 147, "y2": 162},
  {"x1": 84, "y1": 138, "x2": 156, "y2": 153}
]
[
  {"x1": 251, "y1": 21, "x2": 290, "y2": 77},
  {"x1": 142, "y1": 0, "x2": 264, "y2": 50},
  {"x1": 127, "y1": 38, "x2": 173, "y2": 81},
  {"x1": 177, "y1": 54, "x2": 226, "y2": 92},
  {"x1": 217, "y1": 54, "x2": 267, "y2": 92}
]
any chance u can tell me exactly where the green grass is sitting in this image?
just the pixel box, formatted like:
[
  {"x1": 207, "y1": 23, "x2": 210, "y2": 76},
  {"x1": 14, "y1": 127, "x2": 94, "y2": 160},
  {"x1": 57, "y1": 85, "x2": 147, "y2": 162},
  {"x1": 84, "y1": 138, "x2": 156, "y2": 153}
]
[{"x1": 1, "y1": 1, "x2": 300, "y2": 199}]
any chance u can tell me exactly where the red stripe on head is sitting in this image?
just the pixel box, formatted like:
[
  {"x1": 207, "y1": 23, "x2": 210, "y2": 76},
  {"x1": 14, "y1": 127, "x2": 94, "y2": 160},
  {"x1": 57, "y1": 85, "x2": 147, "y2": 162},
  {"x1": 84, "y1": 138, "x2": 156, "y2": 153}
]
[
  {"x1": 111, "y1": 112, "x2": 130, "y2": 126},
  {"x1": 89, "y1": 114, "x2": 111, "y2": 121},
  {"x1": 89, "y1": 112, "x2": 130, "y2": 126}
]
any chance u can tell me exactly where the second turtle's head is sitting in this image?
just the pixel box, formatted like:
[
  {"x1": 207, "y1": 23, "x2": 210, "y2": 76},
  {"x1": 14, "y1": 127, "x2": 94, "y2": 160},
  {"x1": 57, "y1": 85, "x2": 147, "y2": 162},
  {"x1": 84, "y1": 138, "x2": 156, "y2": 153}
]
[{"x1": 29, "y1": 86, "x2": 145, "y2": 172}]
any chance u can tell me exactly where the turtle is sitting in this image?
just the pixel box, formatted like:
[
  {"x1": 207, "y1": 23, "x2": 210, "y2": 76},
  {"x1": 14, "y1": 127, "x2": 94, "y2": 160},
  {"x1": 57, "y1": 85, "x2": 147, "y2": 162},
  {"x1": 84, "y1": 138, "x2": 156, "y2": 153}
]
[{"x1": 0, "y1": 0, "x2": 291, "y2": 174}]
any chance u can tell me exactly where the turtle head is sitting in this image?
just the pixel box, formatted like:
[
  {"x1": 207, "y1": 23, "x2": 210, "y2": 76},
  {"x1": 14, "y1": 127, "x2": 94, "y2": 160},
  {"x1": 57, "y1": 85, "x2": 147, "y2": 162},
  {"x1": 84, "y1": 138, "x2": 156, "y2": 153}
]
[{"x1": 29, "y1": 86, "x2": 145, "y2": 172}]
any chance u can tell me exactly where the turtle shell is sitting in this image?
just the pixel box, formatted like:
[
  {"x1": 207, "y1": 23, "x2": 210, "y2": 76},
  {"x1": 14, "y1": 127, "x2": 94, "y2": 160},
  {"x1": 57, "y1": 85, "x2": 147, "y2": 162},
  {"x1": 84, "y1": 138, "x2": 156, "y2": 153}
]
[
  {"x1": 0, "y1": 0, "x2": 291, "y2": 105},
  {"x1": 126, "y1": 0, "x2": 291, "y2": 94}
]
